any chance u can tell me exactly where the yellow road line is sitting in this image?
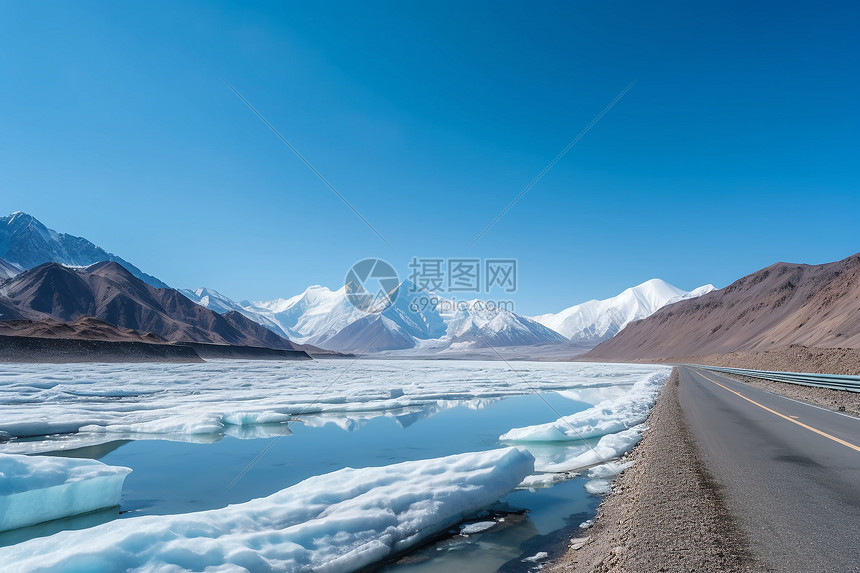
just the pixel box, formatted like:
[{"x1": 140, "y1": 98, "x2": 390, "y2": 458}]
[{"x1": 695, "y1": 370, "x2": 860, "y2": 453}]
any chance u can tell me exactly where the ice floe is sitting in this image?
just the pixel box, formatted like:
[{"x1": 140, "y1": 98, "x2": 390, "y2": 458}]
[
  {"x1": 499, "y1": 370, "x2": 664, "y2": 443},
  {"x1": 0, "y1": 454, "x2": 130, "y2": 532},
  {"x1": 460, "y1": 520, "x2": 497, "y2": 535},
  {"x1": 536, "y1": 425, "x2": 646, "y2": 473}
]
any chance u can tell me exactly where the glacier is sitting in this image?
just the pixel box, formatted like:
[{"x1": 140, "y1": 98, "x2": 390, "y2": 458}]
[
  {"x1": 0, "y1": 454, "x2": 130, "y2": 532},
  {"x1": 0, "y1": 448, "x2": 534, "y2": 573}
]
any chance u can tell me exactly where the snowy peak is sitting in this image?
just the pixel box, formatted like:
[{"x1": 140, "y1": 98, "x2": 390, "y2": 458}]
[
  {"x1": 674, "y1": 283, "x2": 716, "y2": 301},
  {"x1": 444, "y1": 301, "x2": 567, "y2": 348},
  {"x1": 619, "y1": 278, "x2": 686, "y2": 306},
  {"x1": 532, "y1": 279, "x2": 714, "y2": 346},
  {"x1": 0, "y1": 211, "x2": 169, "y2": 289},
  {"x1": 181, "y1": 287, "x2": 247, "y2": 316}
]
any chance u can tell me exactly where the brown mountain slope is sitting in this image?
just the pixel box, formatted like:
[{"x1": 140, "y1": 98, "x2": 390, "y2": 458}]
[
  {"x1": 585, "y1": 253, "x2": 860, "y2": 361},
  {"x1": 0, "y1": 262, "x2": 300, "y2": 349}
]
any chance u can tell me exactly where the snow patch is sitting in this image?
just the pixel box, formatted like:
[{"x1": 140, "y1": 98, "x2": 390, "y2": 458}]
[
  {"x1": 522, "y1": 551, "x2": 549, "y2": 562},
  {"x1": 583, "y1": 460, "x2": 635, "y2": 496}
]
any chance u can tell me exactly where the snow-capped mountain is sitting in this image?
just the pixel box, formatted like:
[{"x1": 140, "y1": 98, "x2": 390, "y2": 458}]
[
  {"x1": 181, "y1": 287, "x2": 245, "y2": 316},
  {"x1": 0, "y1": 212, "x2": 168, "y2": 288},
  {"x1": 180, "y1": 287, "x2": 296, "y2": 340},
  {"x1": 183, "y1": 282, "x2": 449, "y2": 353},
  {"x1": 670, "y1": 284, "x2": 715, "y2": 302},
  {"x1": 443, "y1": 301, "x2": 568, "y2": 349},
  {"x1": 186, "y1": 284, "x2": 568, "y2": 353},
  {"x1": 531, "y1": 279, "x2": 715, "y2": 346},
  {"x1": 185, "y1": 278, "x2": 715, "y2": 354}
]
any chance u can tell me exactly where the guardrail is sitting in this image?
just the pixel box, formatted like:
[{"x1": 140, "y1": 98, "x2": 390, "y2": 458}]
[{"x1": 693, "y1": 366, "x2": 860, "y2": 393}]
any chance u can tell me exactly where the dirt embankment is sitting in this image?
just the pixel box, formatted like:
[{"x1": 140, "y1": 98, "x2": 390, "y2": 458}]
[{"x1": 547, "y1": 369, "x2": 763, "y2": 573}]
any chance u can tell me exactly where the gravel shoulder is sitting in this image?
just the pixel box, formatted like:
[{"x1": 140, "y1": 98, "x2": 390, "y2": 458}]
[{"x1": 547, "y1": 368, "x2": 763, "y2": 573}]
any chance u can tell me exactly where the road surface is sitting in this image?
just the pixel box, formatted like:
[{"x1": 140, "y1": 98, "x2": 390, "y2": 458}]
[{"x1": 677, "y1": 366, "x2": 860, "y2": 573}]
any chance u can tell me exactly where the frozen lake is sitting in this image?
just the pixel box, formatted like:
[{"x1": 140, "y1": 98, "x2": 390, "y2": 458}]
[{"x1": 0, "y1": 359, "x2": 669, "y2": 571}]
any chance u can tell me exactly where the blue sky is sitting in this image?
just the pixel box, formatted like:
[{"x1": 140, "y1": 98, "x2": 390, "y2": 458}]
[{"x1": 1, "y1": 1, "x2": 858, "y2": 314}]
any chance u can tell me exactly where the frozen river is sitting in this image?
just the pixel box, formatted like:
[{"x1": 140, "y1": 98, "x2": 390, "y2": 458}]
[{"x1": 0, "y1": 359, "x2": 669, "y2": 571}]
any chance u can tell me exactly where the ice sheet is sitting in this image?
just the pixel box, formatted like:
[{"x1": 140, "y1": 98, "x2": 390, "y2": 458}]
[
  {"x1": 0, "y1": 360, "x2": 670, "y2": 454},
  {"x1": 0, "y1": 448, "x2": 534, "y2": 573}
]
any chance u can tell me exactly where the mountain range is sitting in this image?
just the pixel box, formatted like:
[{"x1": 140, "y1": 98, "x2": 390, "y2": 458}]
[
  {"x1": 183, "y1": 279, "x2": 711, "y2": 354},
  {"x1": 585, "y1": 253, "x2": 860, "y2": 361},
  {"x1": 0, "y1": 262, "x2": 307, "y2": 351},
  {"x1": 0, "y1": 212, "x2": 715, "y2": 356},
  {"x1": 182, "y1": 283, "x2": 448, "y2": 352}
]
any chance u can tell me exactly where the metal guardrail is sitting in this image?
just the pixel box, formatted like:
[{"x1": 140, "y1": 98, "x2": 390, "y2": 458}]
[{"x1": 694, "y1": 366, "x2": 860, "y2": 393}]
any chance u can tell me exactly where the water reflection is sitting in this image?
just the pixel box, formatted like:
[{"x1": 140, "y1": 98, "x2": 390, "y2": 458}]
[{"x1": 14, "y1": 393, "x2": 602, "y2": 570}]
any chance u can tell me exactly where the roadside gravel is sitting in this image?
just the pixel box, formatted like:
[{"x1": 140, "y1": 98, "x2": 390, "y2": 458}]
[{"x1": 547, "y1": 369, "x2": 764, "y2": 573}]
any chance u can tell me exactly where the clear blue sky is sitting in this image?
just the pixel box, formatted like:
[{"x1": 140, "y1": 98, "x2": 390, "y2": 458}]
[{"x1": 1, "y1": 1, "x2": 858, "y2": 314}]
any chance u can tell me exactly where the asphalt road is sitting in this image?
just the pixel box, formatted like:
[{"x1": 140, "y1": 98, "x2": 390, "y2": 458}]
[{"x1": 677, "y1": 366, "x2": 860, "y2": 573}]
